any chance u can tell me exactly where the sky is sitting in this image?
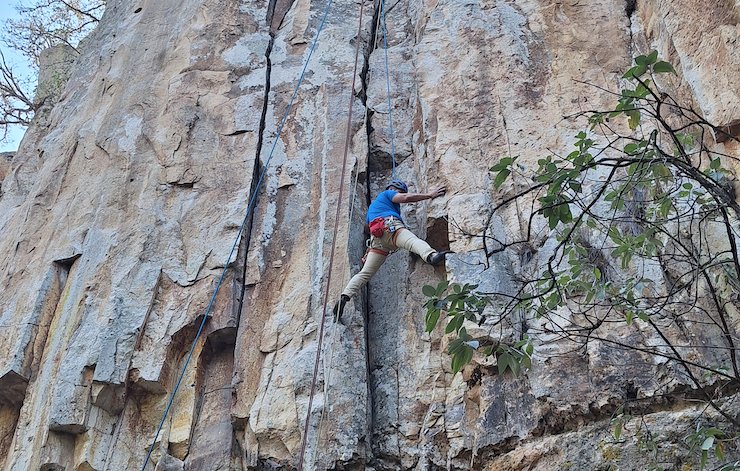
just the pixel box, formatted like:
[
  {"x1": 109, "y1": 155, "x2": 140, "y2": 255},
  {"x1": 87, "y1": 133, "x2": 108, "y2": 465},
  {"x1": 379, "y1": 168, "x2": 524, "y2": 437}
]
[{"x1": 0, "y1": 2, "x2": 32, "y2": 152}]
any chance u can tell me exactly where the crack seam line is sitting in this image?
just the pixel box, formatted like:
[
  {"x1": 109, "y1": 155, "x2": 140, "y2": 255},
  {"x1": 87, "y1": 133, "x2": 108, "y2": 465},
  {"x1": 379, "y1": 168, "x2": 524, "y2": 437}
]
[
  {"x1": 380, "y1": 0, "x2": 396, "y2": 178},
  {"x1": 311, "y1": 2, "x2": 377, "y2": 447},
  {"x1": 139, "y1": 1, "x2": 336, "y2": 468},
  {"x1": 297, "y1": 0, "x2": 367, "y2": 469}
]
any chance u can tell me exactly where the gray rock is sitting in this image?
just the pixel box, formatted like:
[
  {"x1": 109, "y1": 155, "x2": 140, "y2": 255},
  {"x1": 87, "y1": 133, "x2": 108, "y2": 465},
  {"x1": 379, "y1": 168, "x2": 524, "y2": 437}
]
[{"x1": 1, "y1": 0, "x2": 740, "y2": 470}]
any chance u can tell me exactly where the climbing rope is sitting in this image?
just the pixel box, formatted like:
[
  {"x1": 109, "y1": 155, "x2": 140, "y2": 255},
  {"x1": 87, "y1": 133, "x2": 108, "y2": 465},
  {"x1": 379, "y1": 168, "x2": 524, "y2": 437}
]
[
  {"x1": 380, "y1": 0, "x2": 396, "y2": 178},
  {"x1": 140, "y1": 2, "x2": 335, "y2": 469},
  {"x1": 308, "y1": 3, "x2": 387, "y2": 464},
  {"x1": 295, "y1": 0, "x2": 366, "y2": 469}
]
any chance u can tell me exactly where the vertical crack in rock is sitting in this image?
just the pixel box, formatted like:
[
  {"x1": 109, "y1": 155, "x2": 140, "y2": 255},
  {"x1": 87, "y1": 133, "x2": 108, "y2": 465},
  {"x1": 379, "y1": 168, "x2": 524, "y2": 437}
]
[
  {"x1": 183, "y1": 337, "x2": 238, "y2": 469},
  {"x1": 360, "y1": 1, "x2": 381, "y2": 106},
  {"x1": 229, "y1": 16, "x2": 274, "y2": 457},
  {"x1": 35, "y1": 256, "x2": 82, "y2": 469},
  {"x1": 102, "y1": 270, "x2": 163, "y2": 471},
  {"x1": 625, "y1": 0, "x2": 636, "y2": 55},
  {"x1": 359, "y1": 1, "x2": 383, "y2": 463},
  {"x1": 235, "y1": 35, "x2": 274, "y2": 329},
  {"x1": 625, "y1": 0, "x2": 636, "y2": 18}
]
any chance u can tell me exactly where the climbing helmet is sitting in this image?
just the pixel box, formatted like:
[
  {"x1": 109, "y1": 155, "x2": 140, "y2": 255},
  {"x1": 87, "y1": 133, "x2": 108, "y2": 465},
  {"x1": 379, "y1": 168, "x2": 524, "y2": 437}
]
[{"x1": 386, "y1": 179, "x2": 408, "y2": 193}]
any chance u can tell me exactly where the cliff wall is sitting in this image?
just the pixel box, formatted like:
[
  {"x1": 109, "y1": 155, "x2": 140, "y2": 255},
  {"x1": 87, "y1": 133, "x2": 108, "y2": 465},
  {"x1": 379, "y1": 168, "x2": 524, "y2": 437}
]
[{"x1": 1, "y1": 0, "x2": 740, "y2": 470}]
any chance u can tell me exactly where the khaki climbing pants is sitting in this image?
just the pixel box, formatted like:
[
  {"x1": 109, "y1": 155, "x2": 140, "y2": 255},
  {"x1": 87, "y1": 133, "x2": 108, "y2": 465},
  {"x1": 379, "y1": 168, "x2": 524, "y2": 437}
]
[{"x1": 341, "y1": 217, "x2": 435, "y2": 299}]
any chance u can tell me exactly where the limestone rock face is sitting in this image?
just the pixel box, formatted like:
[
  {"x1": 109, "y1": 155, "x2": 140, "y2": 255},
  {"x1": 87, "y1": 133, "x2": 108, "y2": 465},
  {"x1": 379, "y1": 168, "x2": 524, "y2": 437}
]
[{"x1": 0, "y1": 0, "x2": 739, "y2": 471}]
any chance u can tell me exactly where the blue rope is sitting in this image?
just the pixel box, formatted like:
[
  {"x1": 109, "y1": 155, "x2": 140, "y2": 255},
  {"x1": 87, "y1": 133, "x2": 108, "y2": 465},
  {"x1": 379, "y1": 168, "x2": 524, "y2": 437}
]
[
  {"x1": 380, "y1": 0, "x2": 396, "y2": 178},
  {"x1": 140, "y1": 2, "x2": 334, "y2": 469}
]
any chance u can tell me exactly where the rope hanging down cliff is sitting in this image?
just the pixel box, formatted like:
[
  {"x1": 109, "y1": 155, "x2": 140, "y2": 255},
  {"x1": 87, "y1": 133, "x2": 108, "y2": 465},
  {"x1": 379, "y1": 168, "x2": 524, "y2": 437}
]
[
  {"x1": 296, "y1": 0, "x2": 366, "y2": 468},
  {"x1": 139, "y1": 2, "x2": 336, "y2": 469},
  {"x1": 301, "y1": 0, "x2": 401, "y2": 465}
]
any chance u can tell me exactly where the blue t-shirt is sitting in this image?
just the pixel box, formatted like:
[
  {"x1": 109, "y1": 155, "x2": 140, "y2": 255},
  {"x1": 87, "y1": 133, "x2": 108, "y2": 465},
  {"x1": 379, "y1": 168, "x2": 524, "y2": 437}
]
[{"x1": 366, "y1": 190, "x2": 403, "y2": 224}]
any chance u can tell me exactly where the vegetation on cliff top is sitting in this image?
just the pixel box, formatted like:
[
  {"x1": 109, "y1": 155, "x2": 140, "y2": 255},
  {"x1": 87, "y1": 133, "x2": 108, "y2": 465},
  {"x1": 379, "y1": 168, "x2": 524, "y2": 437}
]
[{"x1": 0, "y1": 0, "x2": 104, "y2": 141}]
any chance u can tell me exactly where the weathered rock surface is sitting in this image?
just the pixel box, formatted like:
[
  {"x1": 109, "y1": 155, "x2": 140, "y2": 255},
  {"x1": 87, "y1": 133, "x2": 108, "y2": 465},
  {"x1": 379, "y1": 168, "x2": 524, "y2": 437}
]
[
  {"x1": 0, "y1": 152, "x2": 12, "y2": 182},
  {"x1": 0, "y1": 0, "x2": 739, "y2": 470}
]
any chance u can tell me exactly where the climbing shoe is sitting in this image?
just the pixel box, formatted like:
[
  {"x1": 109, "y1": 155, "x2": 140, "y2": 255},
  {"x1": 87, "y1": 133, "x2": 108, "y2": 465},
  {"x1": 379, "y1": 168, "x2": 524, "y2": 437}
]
[
  {"x1": 333, "y1": 295, "x2": 350, "y2": 323},
  {"x1": 427, "y1": 250, "x2": 452, "y2": 266}
]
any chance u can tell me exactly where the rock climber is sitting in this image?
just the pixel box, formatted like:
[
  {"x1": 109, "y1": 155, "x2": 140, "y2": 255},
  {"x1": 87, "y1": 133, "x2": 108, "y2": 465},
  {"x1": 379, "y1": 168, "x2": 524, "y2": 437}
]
[{"x1": 333, "y1": 179, "x2": 451, "y2": 321}]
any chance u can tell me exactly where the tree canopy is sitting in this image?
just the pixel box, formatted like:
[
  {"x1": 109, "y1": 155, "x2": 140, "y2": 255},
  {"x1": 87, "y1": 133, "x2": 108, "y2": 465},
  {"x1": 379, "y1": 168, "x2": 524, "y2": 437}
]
[{"x1": 0, "y1": 0, "x2": 104, "y2": 141}]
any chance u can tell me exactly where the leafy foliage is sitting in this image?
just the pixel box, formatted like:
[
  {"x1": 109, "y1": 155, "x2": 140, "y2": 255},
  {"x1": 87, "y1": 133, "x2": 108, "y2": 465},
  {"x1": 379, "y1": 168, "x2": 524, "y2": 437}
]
[
  {"x1": 423, "y1": 281, "x2": 532, "y2": 375},
  {"x1": 426, "y1": 51, "x2": 740, "y2": 468}
]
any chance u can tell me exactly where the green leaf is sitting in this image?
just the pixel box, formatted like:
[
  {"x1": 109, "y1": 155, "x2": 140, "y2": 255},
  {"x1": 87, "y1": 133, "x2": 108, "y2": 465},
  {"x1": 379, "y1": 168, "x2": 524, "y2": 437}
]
[
  {"x1": 626, "y1": 109, "x2": 641, "y2": 129},
  {"x1": 635, "y1": 81, "x2": 650, "y2": 98},
  {"x1": 623, "y1": 64, "x2": 647, "y2": 78},
  {"x1": 445, "y1": 316, "x2": 458, "y2": 334},
  {"x1": 647, "y1": 49, "x2": 658, "y2": 64},
  {"x1": 494, "y1": 168, "x2": 511, "y2": 189},
  {"x1": 588, "y1": 113, "x2": 604, "y2": 129},
  {"x1": 490, "y1": 157, "x2": 514, "y2": 172},
  {"x1": 660, "y1": 199, "x2": 672, "y2": 217},
  {"x1": 436, "y1": 281, "x2": 449, "y2": 296},
  {"x1": 559, "y1": 204, "x2": 573, "y2": 224},
  {"x1": 510, "y1": 356, "x2": 521, "y2": 377},
  {"x1": 422, "y1": 285, "x2": 436, "y2": 297},
  {"x1": 614, "y1": 421, "x2": 622, "y2": 439},
  {"x1": 498, "y1": 352, "x2": 511, "y2": 375},
  {"x1": 461, "y1": 345, "x2": 474, "y2": 366},
  {"x1": 622, "y1": 251, "x2": 632, "y2": 269},
  {"x1": 448, "y1": 338, "x2": 464, "y2": 355},
  {"x1": 611, "y1": 244, "x2": 628, "y2": 257},
  {"x1": 653, "y1": 61, "x2": 676, "y2": 74},
  {"x1": 451, "y1": 344, "x2": 474, "y2": 374},
  {"x1": 425, "y1": 309, "x2": 440, "y2": 333},
  {"x1": 710, "y1": 158, "x2": 721, "y2": 170}
]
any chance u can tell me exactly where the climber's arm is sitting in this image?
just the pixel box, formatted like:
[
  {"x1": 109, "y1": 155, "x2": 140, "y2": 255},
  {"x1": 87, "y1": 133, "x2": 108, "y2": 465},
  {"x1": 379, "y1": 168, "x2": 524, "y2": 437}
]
[{"x1": 392, "y1": 185, "x2": 446, "y2": 204}]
